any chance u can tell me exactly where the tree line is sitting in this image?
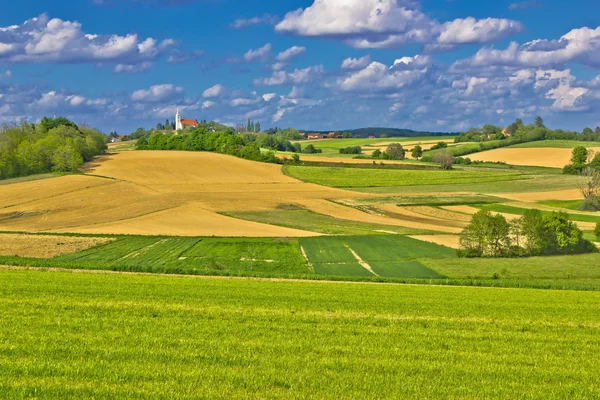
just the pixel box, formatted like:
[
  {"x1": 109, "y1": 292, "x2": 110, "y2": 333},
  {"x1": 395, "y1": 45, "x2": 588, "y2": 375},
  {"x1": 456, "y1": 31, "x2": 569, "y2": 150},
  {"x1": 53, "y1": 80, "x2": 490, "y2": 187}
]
[
  {"x1": 459, "y1": 209, "x2": 597, "y2": 258},
  {"x1": 0, "y1": 117, "x2": 107, "y2": 180},
  {"x1": 136, "y1": 127, "x2": 297, "y2": 164}
]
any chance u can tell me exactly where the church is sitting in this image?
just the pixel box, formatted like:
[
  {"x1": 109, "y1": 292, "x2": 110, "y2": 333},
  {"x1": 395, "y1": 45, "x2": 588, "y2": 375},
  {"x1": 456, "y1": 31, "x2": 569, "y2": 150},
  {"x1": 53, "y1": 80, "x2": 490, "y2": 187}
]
[{"x1": 175, "y1": 109, "x2": 199, "y2": 131}]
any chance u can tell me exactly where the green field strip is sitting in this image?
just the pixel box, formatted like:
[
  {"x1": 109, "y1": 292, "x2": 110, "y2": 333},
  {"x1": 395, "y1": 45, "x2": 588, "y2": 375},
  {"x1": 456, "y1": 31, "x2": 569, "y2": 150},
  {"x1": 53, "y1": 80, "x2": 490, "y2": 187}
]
[
  {"x1": 299, "y1": 237, "x2": 358, "y2": 264},
  {"x1": 342, "y1": 236, "x2": 457, "y2": 262},
  {"x1": 284, "y1": 165, "x2": 524, "y2": 188},
  {"x1": 55, "y1": 236, "x2": 159, "y2": 262},
  {"x1": 369, "y1": 261, "x2": 447, "y2": 279},
  {"x1": 223, "y1": 209, "x2": 431, "y2": 235},
  {"x1": 312, "y1": 262, "x2": 375, "y2": 276},
  {"x1": 480, "y1": 204, "x2": 600, "y2": 224},
  {"x1": 113, "y1": 238, "x2": 200, "y2": 268}
]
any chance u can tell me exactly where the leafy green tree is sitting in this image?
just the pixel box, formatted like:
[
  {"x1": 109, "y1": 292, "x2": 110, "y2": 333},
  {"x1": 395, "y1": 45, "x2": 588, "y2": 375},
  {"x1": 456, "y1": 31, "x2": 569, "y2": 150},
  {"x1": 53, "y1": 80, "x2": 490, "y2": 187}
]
[
  {"x1": 583, "y1": 127, "x2": 594, "y2": 135},
  {"x1": 342, "y1": 131, "x2": 352, "y2": 138},
  {"x1": 372, "y1": 149, "x2": 382, "y2": 158},
  {"x1": 459, "y1": 210, "x2": 511, "y2": 257},
  {"x1": 572, "y1": 146, "x2": 589, "y2": 165},
  {"x1": 411, "y1": 145, "x2": 423, "y2": 160},
  {"x1": 516, "y1": 209, "x2": 546, "y2": 255},
  {"x1": 255, "y1": 121, "x2": 261, "y2": 133},
  {"x1": 51, "y1": 144, "x2": 83, "y2": 172},
  {"x1": 386, "y1": 143, "x2": 405, "y2": 160},
  {"x1": 595, "y1": 223, "x2": 600, "y2": 239}
]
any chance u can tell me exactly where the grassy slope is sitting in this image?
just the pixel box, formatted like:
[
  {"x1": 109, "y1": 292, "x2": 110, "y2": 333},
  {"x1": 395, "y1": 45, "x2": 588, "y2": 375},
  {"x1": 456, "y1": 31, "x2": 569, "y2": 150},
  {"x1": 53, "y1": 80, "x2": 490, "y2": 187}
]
[
  {"x1": 222, "y1": 209, "x2": 433, "y2": 235},
  {"x1": 480, "y1": 204, "x2": 600, "y2": 224},
  {"x1": 423, "y1": 253, "x2": 600, "y2": 280},
  {"x1": 1, "y1": 270, "x2": 599, "y2": 399},
  {"x1": 509, "y1": 140, "x2": 600, "y2": 149},
  {"x1": 285, "y1": 165, "x2": 523, "y2": 188}
]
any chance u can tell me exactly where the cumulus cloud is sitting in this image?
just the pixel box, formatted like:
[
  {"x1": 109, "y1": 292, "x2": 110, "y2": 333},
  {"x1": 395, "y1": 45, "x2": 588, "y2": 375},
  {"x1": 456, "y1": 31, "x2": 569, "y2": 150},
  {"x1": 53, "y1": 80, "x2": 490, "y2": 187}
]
[
  {"x1": 131, "y1": 84, "x2": 183, "y2": 103},
  {"x1": 341, "y1": 55, "x2": 372, "y2": 69},
  {"x1": 0, "y1": 14, "x2": 174, "y2": 66},
  {"x1": 243, "y1": 43, "x2": 272, "y2": 62},
  {"x1": 336, "y1": 57, "x2": 430, "y2": 92},
  {"x1": 456, "y1": 26, "x2": 600, "y2": 69},
  {"x1": 275, "y1": 0, "x2": 521, "y2": 50},
  {"x1": 114, "y1": 61, "x2": 153, "y2": 73},
  {"x1": 437, "y1": 18, "x2": 523, "y2": 45},
  {"x1": 262, "y1": 93, "x2": 277, "y2": 102},
  {"x1": 275, "y1": 46, "x2": 306, "y2": 62},
  {"x1": 253, "y1": 65, "x2": 324, "y2": 86},
  {"x1": 203, "y1": 84, "x2": 226, "y2": 98},
  {"x1": 230, "y1": 14, "x2": 280, "y2": 29}
]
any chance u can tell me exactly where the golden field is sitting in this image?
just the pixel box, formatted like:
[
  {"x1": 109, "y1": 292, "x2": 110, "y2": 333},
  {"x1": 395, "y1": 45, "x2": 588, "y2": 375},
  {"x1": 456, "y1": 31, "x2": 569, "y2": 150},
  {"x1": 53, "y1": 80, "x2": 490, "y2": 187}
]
[
  {"x1": 467, "y1": 147, "x2": 600, "y2": 168},
  {"x1": 0, "y1": 149, "x2": 592, "y2": 245},
  {"x1": 0, "y1": 233, "x2": 113, "y2": 258}
]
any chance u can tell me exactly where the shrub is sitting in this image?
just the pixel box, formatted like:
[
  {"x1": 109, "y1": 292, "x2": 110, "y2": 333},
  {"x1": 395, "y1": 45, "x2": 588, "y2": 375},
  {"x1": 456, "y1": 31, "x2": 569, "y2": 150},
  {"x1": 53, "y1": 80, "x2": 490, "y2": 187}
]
[
  {"x1": 339, "y1": 146, "x2": 362, "y2": 155},
  {"x1": 420, "y1": 155, "x2": 433, "y2": 163},
  {"x1": 433, "y1": 150, "x2": 455, "y2": 170},
  {"x1": 372, "y1": 149, "x2": 382, "y2": 158},
  {"x1": 430, "y1": 141, "x2": 448, "y2": 150},
  {"x1": 578, "y1": 196, "x2": 600, "y2": 211},
  {"x1": 385, "y1": 143, "x2": 405, "y2": 160},
  {"x1": 595, "y1": 223, "x2": 600, "y2": 239}
]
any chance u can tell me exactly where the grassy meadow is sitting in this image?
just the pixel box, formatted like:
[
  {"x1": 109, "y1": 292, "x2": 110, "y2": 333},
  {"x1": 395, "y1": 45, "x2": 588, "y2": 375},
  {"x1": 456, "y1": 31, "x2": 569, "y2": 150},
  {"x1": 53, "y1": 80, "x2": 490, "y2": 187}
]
[{"x1": 1, "y1": 269, "x2": 599, "y2": 399}]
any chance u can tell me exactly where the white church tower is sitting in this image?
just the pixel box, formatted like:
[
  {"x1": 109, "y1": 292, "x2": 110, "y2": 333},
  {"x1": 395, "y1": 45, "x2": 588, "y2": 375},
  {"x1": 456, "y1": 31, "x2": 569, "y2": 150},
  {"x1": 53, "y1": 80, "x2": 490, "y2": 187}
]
[{"x1": 175, "y1": 108, "x2": 183, "y2": 131}]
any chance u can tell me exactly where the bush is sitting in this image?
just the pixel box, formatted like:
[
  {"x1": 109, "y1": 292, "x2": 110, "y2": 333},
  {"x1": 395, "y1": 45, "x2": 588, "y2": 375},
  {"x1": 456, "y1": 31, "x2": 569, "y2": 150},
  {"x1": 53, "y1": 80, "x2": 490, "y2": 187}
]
[
  {"x1": 420, "y1": 155, "x2": 433, "y2": 163},
  {"x1": 595, "y1": 223, "x2": 600, "y2": 239},
  {"x1": 372, "y1": 149, "x2": 382, "y2": 158},
  {"x1": 578, "y1": 196, "x2": 600, "y2": 211},
  {"x1": 339, "y1": 146, "x2": 362, "y2": 155},
  {"x1": 430, "y1": 141, "x2": 448, "y2": 150},
  {"x1": 433, "y1": 150, "x2": 455, "y2": 170}
]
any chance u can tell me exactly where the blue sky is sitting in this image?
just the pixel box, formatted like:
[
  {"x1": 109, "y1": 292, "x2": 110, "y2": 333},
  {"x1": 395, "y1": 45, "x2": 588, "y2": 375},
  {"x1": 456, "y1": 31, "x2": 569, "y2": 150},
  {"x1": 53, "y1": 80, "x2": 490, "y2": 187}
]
[{"x1": 0, "y1": 0, "x2": 599, "y2": 133}]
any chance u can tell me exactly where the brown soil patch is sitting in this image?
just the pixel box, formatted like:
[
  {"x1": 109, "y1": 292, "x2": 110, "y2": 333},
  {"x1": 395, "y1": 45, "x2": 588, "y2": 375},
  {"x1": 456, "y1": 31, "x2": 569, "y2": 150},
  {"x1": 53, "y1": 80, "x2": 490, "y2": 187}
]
[
  {"x1": 409, "y1": 235, "x2": 461, "y2": 249},
  {"x1": 469, "y1": 148, "x2": 600, "y2": 168},
  {"x1": 0, "y1": 234, "x2": 113, "y2": 258}
]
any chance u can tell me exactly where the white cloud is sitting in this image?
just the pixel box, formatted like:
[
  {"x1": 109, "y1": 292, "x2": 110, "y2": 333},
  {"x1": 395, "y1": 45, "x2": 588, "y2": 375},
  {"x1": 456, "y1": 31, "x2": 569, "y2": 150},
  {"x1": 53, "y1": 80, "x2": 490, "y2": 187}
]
[
  {"x1": 131, "y1": 84, "x2": 183, "y2": 103},
  {"x1": 0, "y1": 70, "x2": 11, "y2": 79},
  {"x1": 114, "y1": 61, "x2": 153, "y2": 74},
  {"x1": 438, "y1": 18, "x2": 523, "y2": 45},
  {"x1": 341, "y1": 55, "x2": 372, "y2": 69},
  {"x1": 244, "y1": 43, "x2": 272, "y2": 62},
  {"x1": 203, "y1": 84, "x2": 226, "y2": 98},
  {"x1": 262, "y1": 93, "x2": 277, "y2": 102},
  {"x1": 253, "y1": 65, "x2": 324, "y2": 86},
  {"x1": 272, "y1": 108, "x2": 286, "y2": 122},
  {"x1": 460, "y1": 26, "x2": 600, "y2": 69},
  {"x1": 275, "y1": 0, "x2": 521, "y2": 50},
  {"x1": 230, "y1": 98, "x2": 258, "y2": 107},
  {"x1": 275, "y1": 46, "x2": 306, "y2": 62},
  {"x1": 336, "y1": 58, "x2": 429, "y2": 92},
  {"x1": 0, "y1": 14, "x2": 174, "y2": 66},
  {"x1": 231, "y1": 15, "x2": 279, "y2": 29}
]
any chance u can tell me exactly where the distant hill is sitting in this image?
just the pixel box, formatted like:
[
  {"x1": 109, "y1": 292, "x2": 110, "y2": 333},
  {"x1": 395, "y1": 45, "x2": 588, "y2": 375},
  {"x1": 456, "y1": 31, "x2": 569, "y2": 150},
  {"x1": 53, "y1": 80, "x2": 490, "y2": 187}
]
[{"x1": 300, "y1": 127, "x2": 458, "y2": 138}]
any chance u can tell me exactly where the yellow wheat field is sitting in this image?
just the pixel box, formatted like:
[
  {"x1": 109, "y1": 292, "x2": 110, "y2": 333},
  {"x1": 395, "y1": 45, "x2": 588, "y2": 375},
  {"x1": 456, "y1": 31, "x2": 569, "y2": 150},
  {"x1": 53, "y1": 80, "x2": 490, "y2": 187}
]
[
  {"x1": 0, "y1": 233, "x2": 113, "y2": 258},
  {"x1": 468, "y1": 147, "x2": 600, "y2": 168}
]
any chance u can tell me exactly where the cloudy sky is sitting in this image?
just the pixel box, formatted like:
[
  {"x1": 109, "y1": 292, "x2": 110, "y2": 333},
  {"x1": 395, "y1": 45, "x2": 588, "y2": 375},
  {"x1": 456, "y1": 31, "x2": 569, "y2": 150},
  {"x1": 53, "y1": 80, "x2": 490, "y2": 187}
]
[{"x1": 0, "y1": 0, "x2": 599, "y2": 133}]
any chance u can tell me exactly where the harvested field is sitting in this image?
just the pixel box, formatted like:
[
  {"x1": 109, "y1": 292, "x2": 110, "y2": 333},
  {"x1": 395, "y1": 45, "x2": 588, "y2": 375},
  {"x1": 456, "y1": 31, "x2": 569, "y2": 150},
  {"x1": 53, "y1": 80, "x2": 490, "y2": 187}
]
[
  {"x1": 403, "y1": 206, "x2": 473, "y2": 222},
  {"x1": 0, "y1": 233, "x2": 113, "y2": 258},
  {"x1": 409, "y1": 235, "x2": 461, "y2": 249},
  {"x1": 468, "y1": 147, "x2": 600, "y2": 168},
  {"x1": 0, "y1": 151, "x2": 368, "y2": 236}
]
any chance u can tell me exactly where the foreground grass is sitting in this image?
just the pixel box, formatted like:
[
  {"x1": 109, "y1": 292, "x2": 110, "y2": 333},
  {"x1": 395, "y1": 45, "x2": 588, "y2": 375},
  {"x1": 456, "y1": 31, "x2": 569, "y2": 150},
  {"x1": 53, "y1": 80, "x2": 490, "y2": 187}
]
[
  {"x1": 1, "y1": 269, "x2": 599, "y2": 399},
  {"x1": 285, "y1": 165, "x2": 523, "y2": 188}
]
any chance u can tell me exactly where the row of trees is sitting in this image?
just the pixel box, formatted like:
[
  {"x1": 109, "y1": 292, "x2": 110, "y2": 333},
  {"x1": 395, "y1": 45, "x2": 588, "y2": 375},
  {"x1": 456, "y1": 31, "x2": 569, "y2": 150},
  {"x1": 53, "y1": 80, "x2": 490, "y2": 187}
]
[
  {"x1": 563, "y1": 146, "x2": 600, "y2": 174},
  {"x1": 137, "y1": 127, "x2": 289, "y2": 164},
  {"x1": 459, "y1": 209, "x2": 597, "y2": 258},
  {"x1": 0, "y1": 117, "x2": 107, "y2": 180},
  {"x1": 458, "y1": 210, "x2": 598, "y2": 257}
]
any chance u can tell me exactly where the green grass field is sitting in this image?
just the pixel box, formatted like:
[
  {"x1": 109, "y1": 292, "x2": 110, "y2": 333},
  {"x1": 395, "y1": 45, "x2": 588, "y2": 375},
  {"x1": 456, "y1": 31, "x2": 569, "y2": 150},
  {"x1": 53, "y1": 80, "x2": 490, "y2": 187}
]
[
  {"x1": 222, "y1": 209, "x2": 432, "y2": 235},
  {"x1": 538, "y1": 199, "x2": 583, "y2": 210},
  {"x1": 1, "y1": 269, "x2": 599, "y2": 399},
  {"x1": 509, "y1": 140, "x2": 600, "y2": 149},
  {"x1": 480, "y1": 204, "x2": 600, "y2": 224},
  {"x1": 284, "y1": 165, "x2": 524, "y2": 188}
]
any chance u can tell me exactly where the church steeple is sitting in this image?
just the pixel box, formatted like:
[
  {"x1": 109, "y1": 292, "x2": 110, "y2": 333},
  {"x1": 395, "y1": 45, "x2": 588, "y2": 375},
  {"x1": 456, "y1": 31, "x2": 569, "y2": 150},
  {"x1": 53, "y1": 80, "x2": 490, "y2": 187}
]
[{"x1": 175, "y1": 108, "x2": 182, "y2": 131}]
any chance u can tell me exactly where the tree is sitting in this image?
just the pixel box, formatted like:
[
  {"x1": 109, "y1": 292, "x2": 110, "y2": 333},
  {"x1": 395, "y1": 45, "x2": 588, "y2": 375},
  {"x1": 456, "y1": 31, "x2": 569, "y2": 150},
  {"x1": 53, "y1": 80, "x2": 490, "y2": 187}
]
[
  {"x1": 595, "y1": 223, "x2": 600, "y2": 239},
  {"x1": 516, "y1": 209, "x2": 546, "y2": 256},
  {"x1": 535, "y1": 116, "x2": 545, "y2": 128},
  {"x1": 571, "y1": 146, "x2": 589, "y2": 165},
  {"x1": 372, "y1": 149, "x2": 382, "y2": 158},
  {"x1": 459, "y1": 210, "x2": 511, "y2": 257},
  {"x1": 411, "y1": 145, "x2": 423, "y2": 160},
  {"x1": 385, "y1": 143, "x2": 405, "y2": 160},
  {"x1": 433, "y1": 150, "x2": 455, "y2": 170},
  {"x1": 255, "y1": 121, "x2": 261, "y2": 133},
  {"x1": 342, "y1": 131, "x2": 352, "y2": 138},
  {"x1": 596, "y1": 127, "x2": 600, "y2": 134},
  {"x1": 590, "y1": 153, "x2": 600, "y2": 170},
  {"x1": 577, "y1": 167, "x2": 600, "y2": 200},
  {"x1": 51, "y1": 144, "x2": 84, "y2": 172},
  {"x1": 583, "y1": 127, "x2": 594, "y2": 135},
  {"x1": 247, "y1": 119, "x2": 252, "y2": 133}
]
